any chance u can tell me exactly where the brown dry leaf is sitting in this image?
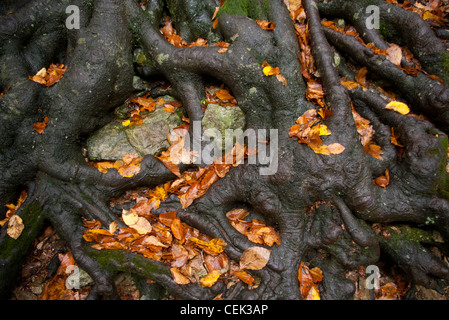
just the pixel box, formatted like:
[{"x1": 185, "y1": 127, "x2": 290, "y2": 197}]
[
  {"x1": 256, "y1": 20, "x2": 276, "y2": 30},
  {"x1": 170, "y1": 267, "x2": 191, "y2": 285},
  {"x1": 386, "y1": 44, "x2": 403, "y2": 67},
  {"x1": 355, "y1": 67, "x2": 368, "y2": 87},
  {"x1": 156, "y1": 124, "x2": 194, "y2": 178},
  {"x1": 33, "y1": 116, "x2": 49, "y2": 134},
  {"x1": 7, "y1": 214, "x2": 24, "y2": 239},
  {"x1": 200, "y1": 270, "x2": 222, "y2": 287},
  {"x1": 116, "y1": 153, "x2": 142, "y2": 178},
  {"x1": 262, "y1": 61, "x2": 280, "y2": 76},
  {"x1": 239, "y1": 246, "x2": 271, "y2": 270}
]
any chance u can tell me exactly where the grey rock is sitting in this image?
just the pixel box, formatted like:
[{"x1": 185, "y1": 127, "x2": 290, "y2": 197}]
[
  {"x1": 125, "y1": 104, "x2": 183, "y2": 156},
  {"x1": 86, "y1": 122, "x2": 139, "y2": 161},
  {"x1": 201, "y1": 103, "x2": 246, "y2": 150}
]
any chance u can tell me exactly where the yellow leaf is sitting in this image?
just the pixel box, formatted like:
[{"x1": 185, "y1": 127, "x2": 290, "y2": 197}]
[
  {"x1": 7, "y1": 215, "x2": 24, "y2": 239},
  {"x1": 317, "y1": 124, "x2": 331, "y2": 136},
  {"x1": 122, "y1": 119, "x2": 131, "y2": 126},
  {"x1": 263, "y1": 65, "x2": 277, "y2": 76},
  {"x1": 200, "y1": 270, "x2": 221, "y2": 287},
  {"x1": 306, "y1": 285, "x2": 321, "y2": 300},
  {"x1": 385, "y1": 101, "x2": 410, "y2": 115}
]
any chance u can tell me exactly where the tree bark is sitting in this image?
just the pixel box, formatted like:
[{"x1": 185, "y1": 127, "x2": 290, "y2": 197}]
[{"x1": 1, "y1": 0, "x2": 449, "y2": 300}]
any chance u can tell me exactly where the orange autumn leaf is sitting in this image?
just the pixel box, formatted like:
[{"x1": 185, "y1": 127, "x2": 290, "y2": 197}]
[
  {"x1": 355, "y1": 67, "x2": 368, "y2": 87},
  {"x1": 298, "y1": 262, "x2": 323, "y2": 300},
  {"x1": 163, "y1": 103, "x2": 176, "y2": 113},
  {"x1": 233, "y1": 270, "x2": 255, "y2": 286},
  {"x1": 215, "y1": 89, "x2": 234, "y2": 100},
  {"x1": 29, "y1": 64, "x2": 67, "y2": 87},
  {"x1": 341, "y1": 77, "x2": 360, "y2": 90},
  {"x1": 390, "y1": 128, "x2": 404, "y2": 147},
  {"x1": 159, "y1": 210, "x2": 178, "y2": 227},
  {"x1": 33, "y1": 116, "x2": 49, "y2": 134},
  {"x1": 189, "y1": 237, "x2": 226, "y2": 255},
  {"x1": 170, "y1": 267, "x2": 191, "y2": 285},
  {"x1": 374, "y1": 169, "x2": 390, "y2": 188},
  {"x1": 256, "y1": 20, "x2": 275, "y2": 31},
  {"x1": 171, "y1": 217, "x2": 185, "y2": 241},
  {"x1": 131, "y1": 97, "x2": 156, "y2": 112}
]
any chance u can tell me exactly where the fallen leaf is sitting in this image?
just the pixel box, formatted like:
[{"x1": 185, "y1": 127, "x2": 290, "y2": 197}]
[
  {"x1": 0, "y1": 190, "x2": 27, "y2": 227},
  {"x1": 341, "y1": 77, "x2": 360, "y2": 90},
  {"x1": 215, "y1": 89, "x2": 234, "y2": 100},
  {"x1": 122, "y1": 209, "x2": 152, "y2": 235},
  {"x1": 232, "y1": 270, "x2": 255, "y2": 285},
  {"x1": 29, "y1": 64, "x2": 67, "y2": 87},
  {"x1": 374, "y1": 169, "x2": 390, "y2": 188},
  {"x1": 298, "y1": 262, "x2": 323, "y2": 300},
  {"x1": 385, "y1": 101, "x2": 410, "y2": 115},
  {"x1": 200, "y1": 270, "x2": 222, "y2": 287},
  {"x1": 170, "y1": 267, "x2": 191, "y2": 285},
  {"x1": 355, "y1": 67, "x2": 368, "y2": 87},
  {"x1": 256, "y1": 20, "x2": 275, "y2": 30},
  {"x1": 33, "y1": 116, "x2": 49, "y2": 134},
  {"x1": 190, "y1": 237, "x2": 226, "y2": 255},
  {"x1": 239, "y1": 246, "x2": 271, "y2": 270},
  {"x1": 386, "y1": 44, "x2": 402, "y2": 67},
  {"x1": 327, "y1": 143, "x2": 345, "y2": 155},
  {"x1": 7, "y1": 214, "x2": 24, "y2": 239}
]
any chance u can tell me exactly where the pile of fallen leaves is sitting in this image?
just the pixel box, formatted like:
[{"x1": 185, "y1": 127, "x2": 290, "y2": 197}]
[
  {"x1": 89, "y1": 152, "x2": 143, "y2": 178},
  {"x1": 29, "y1": 63, "x2": 67, "y2": 87},
  {"x1": 82, "y1": 209, "x2": 273, "y2": 292},
  {"x1": 387, "y1": 0, "x2": 449, "y2": 29}
]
